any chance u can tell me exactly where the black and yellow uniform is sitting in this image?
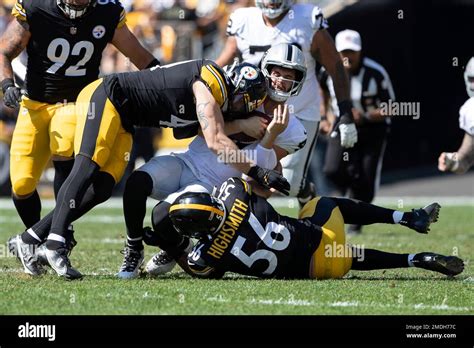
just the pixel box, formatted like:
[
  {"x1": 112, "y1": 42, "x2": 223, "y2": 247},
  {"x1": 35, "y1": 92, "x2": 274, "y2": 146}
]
[
  {"x1": 10, "y1": 0, "x2": 126, "y2": 195},
  {"x1": 186, "y1": 177, "x2": 352, "y2": 279},
  {"x1": 74, "y1": 59, "x2": 231, "y2": 182}
]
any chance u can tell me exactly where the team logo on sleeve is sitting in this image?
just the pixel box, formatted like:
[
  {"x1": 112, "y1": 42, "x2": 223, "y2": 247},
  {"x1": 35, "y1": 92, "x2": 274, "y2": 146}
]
[
  {"x1": 241, "y1": 66, "x2": 258, "y2": 80},
  {"x1": 92, "y1": 25, "x2": 106, "y2": 39}
]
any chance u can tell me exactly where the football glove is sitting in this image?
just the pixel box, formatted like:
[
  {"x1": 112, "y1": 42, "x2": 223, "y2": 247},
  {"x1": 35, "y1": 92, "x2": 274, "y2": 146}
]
[
  {"x1": 1, "y1": 78, "x2": 22, "y2": 108},
  {"x1": 247, "y1": 165, "x2": 290, "y2": 195},
  {"x1": 330, "y1": 100, "x2": 358, "y2": 148}
]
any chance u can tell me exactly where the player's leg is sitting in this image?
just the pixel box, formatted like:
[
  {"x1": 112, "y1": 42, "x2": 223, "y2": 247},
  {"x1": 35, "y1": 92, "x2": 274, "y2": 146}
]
[
  {"x1": 281, "y1": 119, "x2": 318, "y2": 207},
  {"x1": 41, "y1": 79, "x2": 127, "y2": 279},
  {"x1": 117, "y1": 156, "x2": 185, "y2": 279},
  {"x1": 350, "y1": 247, "x2": 464, "y2": 276},
  {"x1": 10, "y1": 98, "x2": 51, "y2": 229},
  {"x1": 330, "y1": 197, "x2": 440, "y2": 234}
]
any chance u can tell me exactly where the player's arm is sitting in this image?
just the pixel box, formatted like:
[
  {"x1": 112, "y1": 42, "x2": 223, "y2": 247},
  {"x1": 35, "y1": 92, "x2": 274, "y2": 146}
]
[
  {"x1": 0, "y1": 18, "x2": 30, "y2": 108},
  {"x1": 215, "y1": 35, "x2": 238, "y2": 67},
  {"x1": 111, "y1": 24, "x2": 159, "y2": 70},
  {"x1": 438, "y1": 133, "x2": 474, "y2": 174},
  {"x1": 311, "y1": 29, "x2": 357, "y2": 148}
]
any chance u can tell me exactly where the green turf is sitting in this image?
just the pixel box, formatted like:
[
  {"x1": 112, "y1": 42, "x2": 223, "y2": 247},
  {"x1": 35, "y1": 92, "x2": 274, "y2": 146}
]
[{"x1": 0, "y1": 203, "x2": 472, "y2": 315}]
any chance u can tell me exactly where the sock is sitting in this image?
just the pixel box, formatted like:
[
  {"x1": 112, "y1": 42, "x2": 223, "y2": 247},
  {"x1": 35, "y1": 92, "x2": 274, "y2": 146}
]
[
  {"x1": 351, "y1": 248, "x2": 410, "y2": 270},
  {"x1": 24, "y1": 171, "x2": 115, "y2": 244},
  {"x1": 53, "y1": 159, "x2": 75, "y2": 199},
  {"x1": 392, "y1": 211, "x2": 404, "y2": 224},
  {"x1": 331, "y1": 197, "x2": 395, "y2": 225},
  {"x1": 12, "y1": 190, "x2": 41, "y2": 229},
  {"x1": 399, "y1": 212, "x2": 414, "y2": 224},
  {"x1": 47, "y1": 155, "x2": 98, "y2": 248},
  {"x1": 123, "y1": 171, "x2": 153, "y2": 251},
  {"x1": 20, "y1": 228, "x2": 42, "y2": 245},
  {"x1": 407, "y1": 253, "x2": 416, "y2": 267},
  {"x1": 46, "y1": 233, "x2": 67, "y2": 250}
]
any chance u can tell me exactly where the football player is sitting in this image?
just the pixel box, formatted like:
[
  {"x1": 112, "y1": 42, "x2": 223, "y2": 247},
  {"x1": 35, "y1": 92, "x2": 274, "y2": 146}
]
[
  {"x1": 11, "y1": 59, "x2": 287, "y2": 279},
  {"x1": 2, "y1": 0, "x2": 158, "y2": 254},
  {"x1": 438, "y1": 57, "x2": 474, "y2": 174},
  {"x1": 216, "y1": 0, "x2": 357, "y2": 206},
  {"x1": 117, "y1": 43, "x2": 308, "y2": 279},
  {"x1": 164, "y1": 177, "x2": 464, "y2": 280}
]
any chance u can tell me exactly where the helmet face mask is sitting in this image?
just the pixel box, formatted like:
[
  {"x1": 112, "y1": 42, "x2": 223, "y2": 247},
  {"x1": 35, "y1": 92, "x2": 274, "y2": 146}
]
[
  {"x1": 224, "y1": 62, "x2": 268, "y2": 115},
  {"x1": 261, "y1": 43, "x2": 307, "y2": 102},
  {"x1": 57, "y1": 0, "x2": 96, "y2": 19},
  {"x1": 464, "y1": 57, "x2": 474, "y2": 98},
  {"x1": 256, "y1": 0, "x2": 294, "y2": 19},
  {"x1": 169, "y1": 192, "x2": 227, "y2": 240}
]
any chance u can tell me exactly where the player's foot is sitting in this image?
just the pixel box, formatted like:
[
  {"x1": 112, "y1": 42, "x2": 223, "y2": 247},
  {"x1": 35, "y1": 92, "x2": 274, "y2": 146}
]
[
  {"x1": 347, "y1": 224, "x2": 362, "y2": 235},
  {"x1": 145, "y1": 239, "x2": 193, "y2": 277},
  {"x1": 39, "y1": 245, "x2": 83, "y2": 280},
  {"x1": 401, "y1": 202, "x2": 441, "y2": 234},
  {"x1": 412, "y1": 252, "x2": 464, "y2": 276},
  {"x1": 37, "y1": 226, "x2": 77, "y2": 268},
  {"x1": 7, "y1": 235, "x2": 44, "y2": 276},
  {"x1": 116, "y1": 246, "x2": 144, "y2": 279}
]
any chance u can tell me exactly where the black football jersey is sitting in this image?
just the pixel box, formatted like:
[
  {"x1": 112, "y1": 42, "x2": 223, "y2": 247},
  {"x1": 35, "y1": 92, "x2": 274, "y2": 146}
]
[
  {"x1": 103, "y1": 59, "x2": 231, "y2": 137},
  {"x1": 13, "y1": 0, "x2": 125, "y2": 103},
  {"x1": 187, "y1": 178, "x2": 323, "y2": 279}
]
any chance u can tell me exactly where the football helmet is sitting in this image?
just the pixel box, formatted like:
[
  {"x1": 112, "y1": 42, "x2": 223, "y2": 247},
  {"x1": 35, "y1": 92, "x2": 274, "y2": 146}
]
[
  {"x1": 464, "y1": 57, "x2": 474, "y2": 97},
  {"x1": 224, "y1": 61, "x2": 267, "y2": 115},
  {"x1": 261, "y1": 43, "x2": 307, "y2": 102},
  {"x1": 57, "y1": 0, "x2": 96, "y2": 19},
  {"x1": 256, "y1": 0, "x2": 294, "y2": 19},
  {"x1": 169, "y1": 192, "x2": 227, "y2": 240}
]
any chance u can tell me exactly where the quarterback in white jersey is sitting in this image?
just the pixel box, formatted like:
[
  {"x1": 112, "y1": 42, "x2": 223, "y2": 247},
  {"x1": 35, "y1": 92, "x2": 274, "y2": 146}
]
[
  {"x1": 438, "y1": 57, "x2": 474, "y2": 174},
  {"x1": 216, "y1": 0, "x2": 357, "y2": 203}
]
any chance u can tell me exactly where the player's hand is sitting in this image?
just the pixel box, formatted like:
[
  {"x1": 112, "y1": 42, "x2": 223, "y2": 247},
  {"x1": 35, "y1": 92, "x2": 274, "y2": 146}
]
[
  {"x1": 438, "y1": 152, "x2": 459, "y2": 172},
  {"x1": 319, "y1": 118, "x2": 332, "y2": 135},
  {"x1": 247, "y1": 165, "x2": 290, "y2": 195},
  {"x1": 2, "y1": 80, "x2": 22, "y2": 108},
  {"x1": 267, "y1": 104, "x2": 289, "y2": 136},
  {"x1": 239, "y1": 116, "x2": 268, "y2": 139},
  {"x1": 330, "y1": 114, "x2": 358, "y2": 148}
]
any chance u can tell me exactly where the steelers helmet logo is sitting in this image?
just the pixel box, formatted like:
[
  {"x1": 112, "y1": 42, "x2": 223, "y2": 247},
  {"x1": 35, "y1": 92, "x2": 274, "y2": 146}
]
[
  {"x1": 241, "y1": 66, "x2": 258, "y2": 80},
  {"x1": 92, "y1": 25, "x2": 106, "y2": 39}
]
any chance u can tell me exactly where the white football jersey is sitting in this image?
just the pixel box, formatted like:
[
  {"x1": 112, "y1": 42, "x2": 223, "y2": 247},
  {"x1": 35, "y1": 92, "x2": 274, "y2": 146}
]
[
  {"x1": 459, "y1": 97, "x2": 474, "y2": 136},
  {"x1": 174, "y1": 112, "x2": 307, "y2": 188},
  {"x1": 227, "y1": 4, "x2": 328, "y2": 121}
]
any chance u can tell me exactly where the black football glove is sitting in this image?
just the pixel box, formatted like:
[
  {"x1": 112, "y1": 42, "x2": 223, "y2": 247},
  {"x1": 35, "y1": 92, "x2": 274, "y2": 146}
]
[
  {"x1": 247, "y1": 165, "x2": 290, "y2": 196},
  {"x1": 1, "y1": 78, "x2": 22, "y2": 108}
]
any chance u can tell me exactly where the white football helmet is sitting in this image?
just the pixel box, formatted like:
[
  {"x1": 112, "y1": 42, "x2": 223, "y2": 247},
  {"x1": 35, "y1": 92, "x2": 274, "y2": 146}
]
[
  {"x1": 464, "y1": 57, "x2": 474, "y2": 97},
  {"x1": 261, "y1": 43, "x2": 307, "y2": 102},
  {"x1": 255, "y1": 0, "x2": 294, "y2": 19}
]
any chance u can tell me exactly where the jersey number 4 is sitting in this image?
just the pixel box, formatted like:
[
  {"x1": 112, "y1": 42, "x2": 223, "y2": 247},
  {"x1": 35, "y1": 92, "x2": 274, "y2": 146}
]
[
  {"x1": 231, "y1": 213, "x2": 290, "y2": 275},
  {"x1": 46, "y1": 38, "x2": 94, "y2": 77}
]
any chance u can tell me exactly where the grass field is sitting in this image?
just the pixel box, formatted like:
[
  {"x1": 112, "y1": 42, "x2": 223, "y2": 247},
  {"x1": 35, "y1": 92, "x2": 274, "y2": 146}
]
[{"x1": 0, "y1": 199, "x2": 472, "y2": 315}]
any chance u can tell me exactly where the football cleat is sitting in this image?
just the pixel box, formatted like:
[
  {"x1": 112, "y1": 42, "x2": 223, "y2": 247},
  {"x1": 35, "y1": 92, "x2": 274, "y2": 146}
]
[
  {"x1": 39, "y1": 245, "x2": 83, "y2": 280},
  {"x1": 412, "y1": 252, "x2": 464, "y2": 276},
  {"x1": 145, "y1": 239, "x2": 193, "y2": 277},
  {"x1": 7, "y1": 234, "x2": 44, "y2": 276},
  {"x1": 37, "y1": 226, "x2": 77, "y2": 267},
  {"x1": 116, "y1": 246, "x2": 144, "y2": 279},
  {"x1": 400, "y1": 202, "x2": 441, "y2": 234}
]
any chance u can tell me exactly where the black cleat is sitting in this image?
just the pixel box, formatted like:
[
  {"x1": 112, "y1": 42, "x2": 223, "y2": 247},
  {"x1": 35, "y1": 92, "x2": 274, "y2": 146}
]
[
  {"x1": 39, "y1": 245, "x2": 83, "y2": 280},
  {"x1": 401, "y1": 202, "x2": 441, "y2": 234},
  {"x1": 116, "y1": 246, "x2": 144, "y2": 279},
  {"x1": 412, "y1": 252, "x2": 464, "y2": 276}
]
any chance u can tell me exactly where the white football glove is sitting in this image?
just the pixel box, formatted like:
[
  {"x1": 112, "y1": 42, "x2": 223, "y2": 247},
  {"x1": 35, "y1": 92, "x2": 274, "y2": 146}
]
[{"x1": 331, "y1": 123, "x2": 358, "y2": 148}]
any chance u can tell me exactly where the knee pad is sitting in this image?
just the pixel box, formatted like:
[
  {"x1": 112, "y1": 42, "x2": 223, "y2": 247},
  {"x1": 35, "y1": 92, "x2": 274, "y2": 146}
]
[
  {"x1": 11, "y1": 176, "x2": 37, "y2": 197},
  {"x1": 124, "y1": 170, "x2": 153, "y2": 198}
]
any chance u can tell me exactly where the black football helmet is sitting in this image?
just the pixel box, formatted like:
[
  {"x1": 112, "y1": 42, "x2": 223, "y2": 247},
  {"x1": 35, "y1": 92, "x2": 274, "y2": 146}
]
[
  {"x1": 224, "y1": 61, "x2": 267, "y2": 115},
  {"x1": 57, "y1": 0, "x2": 96, "y2": 19},
  {"x1": 169, "y1": 192, "x2": 226, "y2": 240}
]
